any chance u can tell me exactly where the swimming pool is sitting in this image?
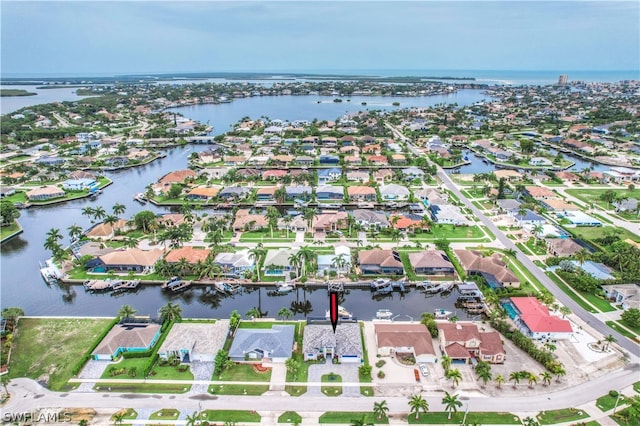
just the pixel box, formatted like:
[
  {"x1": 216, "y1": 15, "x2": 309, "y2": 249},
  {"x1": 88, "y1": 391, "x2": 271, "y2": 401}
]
[{"x1": 502, "y1": 302, "x2": 519, "y2": 319}]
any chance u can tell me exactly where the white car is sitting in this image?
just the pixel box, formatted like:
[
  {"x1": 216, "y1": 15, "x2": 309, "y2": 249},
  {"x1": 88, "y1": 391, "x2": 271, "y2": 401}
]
[{"x1": 419, "y1": 364, "x2": 429, "y2": 377}]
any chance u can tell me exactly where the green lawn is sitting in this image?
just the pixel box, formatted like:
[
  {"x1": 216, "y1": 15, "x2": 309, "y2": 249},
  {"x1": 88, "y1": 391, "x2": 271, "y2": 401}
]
[
  {"x1": 569, "y1": 226, "x2": 640, "y2": 244},
  {"x1": 410, "y1": 224, "x2": 487, "y2": 241},
  {"x1": 94, "y1": 382, "x2": 191, "y2": 393},
  {"x1": 536, "y1": 408, "x2": 589, "y2": 425},
  {"x1": 0, "y1": 221, "x2": 21, "y2": 240},
  {"x1": 407, "y1": 412, "x2": 521, "y2": 424},
  {"x1": 212, "y1": 362, "x2": 272, "y2": 382},
  {"x1": 278, "y1": 411, "x2": 302, "y2": 424},
  {"x1": 111, "y1": 409, "x2": 138, "y2": 421},
  {"x1": 201, "y1": 410, "x2": 261, "y2": 423},
  {"x1": 606, "y1": 321, "x2": 637, "y2": 340},
  {"x1": 149, "y1": 409, "x2": 180, "y2": 420},
  {"x1": 611, "y1": 410, "x2": 638, "y2": 426},
  {"x1": 319, "y1": 412, "x2": 388, "y2": 424},
  {"x1": 545, "y1": 272, "x2": 599, "y2": 313},
  {"x1": 240, "y1": 230, "x2": 295, "y2": 242},
  {"x1": 566, "y1": 188, "x2": 640, "y2": 211},
  {"x1": 208, "y1": 383, "x2": 269, "y2": 395},
  {"x1": 321, "y1": 373, "x2": 342, "y2": 396},
  {"x1": 286, "y1": 323, "x2": 309, "y2": 396},
  {"x1": 9, "y1": 318, "x2": 113, "y2": 391},
  {"x1": 634, "y1": 381, "x2": 640, "y2": 393},
  {"x1": 596, "y1": 393, "x2": 627, "y2": 412},
  {"x1": 617, "y1": 320, "x2": 640, "y2": 336}
]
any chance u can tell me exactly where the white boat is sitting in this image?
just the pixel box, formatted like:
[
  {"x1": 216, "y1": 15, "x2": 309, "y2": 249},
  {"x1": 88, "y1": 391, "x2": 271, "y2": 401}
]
[
  {"x1": 376, "y1": 309, "x2": 393, "y2": 320},
  {"x1": 275, "y1": 282, "x2": 295, "y2": 294},
  {"x1": 325, "y1": 305, "x2": 353, "y2": 320},
  {"x1": 434, "y1": 308, "x2": 453, "y2": 319}
]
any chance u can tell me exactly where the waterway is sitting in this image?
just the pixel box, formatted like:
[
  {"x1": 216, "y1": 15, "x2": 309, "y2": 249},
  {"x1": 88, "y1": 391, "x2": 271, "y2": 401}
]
[
  {"x1": 0, "y1": 89, "x2": 613, "y2": 317},
  {"x1": 0, "y1": 85, "x2": 93, "y2": 115}
]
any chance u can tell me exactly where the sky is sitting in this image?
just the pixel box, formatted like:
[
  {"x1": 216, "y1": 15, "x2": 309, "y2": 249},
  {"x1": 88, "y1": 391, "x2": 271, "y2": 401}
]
[{"x1": 1, "y1": 1, "x2": 639, "y2": 76}]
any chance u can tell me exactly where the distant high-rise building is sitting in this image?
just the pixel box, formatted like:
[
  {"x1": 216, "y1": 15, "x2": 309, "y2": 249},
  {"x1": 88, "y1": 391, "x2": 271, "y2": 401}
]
[{"x1": 558, "y1": 74, "x2": 568, "y2": 85}]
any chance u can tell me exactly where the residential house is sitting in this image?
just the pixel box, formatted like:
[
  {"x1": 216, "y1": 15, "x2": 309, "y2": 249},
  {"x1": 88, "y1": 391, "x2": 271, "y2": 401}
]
[
  {"x1": 523, "y1": 186, "x2": 558, "y2": 200},
  {"x1": 416, "y1": 188, "x2": 446, "y2": 206},
  {"x1": 313, "y1": 212, "x2": 348, "y2": 233},
  {"x1": 555, "y1": 171, "x2": 580, "y2": 182},
  {"x1": 229, "y1": 324, "x2": 295, "y2": 363},
  {"x1": 408, "y1": 250, "x2": 455, "y2": 276},
  {"x1": 35, "y1": 156, "x2": 66, "y2": 166},
  {"x1": 375, "y1": 323, "x2": 437, "y2": 363},
  {"x1": 256, "y1": 187, "x2": 277, "y2": 202},
  {"x1": 277, "y1": 215, "x2": 308, "y2": 233},
  {"x1": 165, "y1": 247, "x2": 211, "y2": 270},
  {"x1": 285, "y1": 185, "x2": 312, "y2": 201},
  {"x1": 511, "y1": 209, "x2": 546, "y2": 227},
  {"x1": 507, "y1": 297, "x2": 573, "y2": 340},
  {"x1": 262, "y1": 170, "x2": 288, "y2": 181},
  {"x1": 303, "y1": 323, "x2": 362, "y2": 363},
  {"x1": 390, "y1": 214, "x2": 427, "y2": 232},
  {"x1": 344, "y1": 155, "x2": 362, "y2": 165},
  {"x1": 236, "y1": 168, "x2": 261, "y2": 180},
  {"x1": 540, "y1": 199, "x2": 579, "y2": 212},
  {"x1": 319, "y1": 155, "x2": 339, "y2": 165},
  {"x1": 233, "y1": 211, "x2": 268, "y2": 232},
  {"x1": 316, "y1": 185, "x2": 344, "y2": 200},
  {"x1": 374, "y1": 169, "x2": 394, "y2": 183},
  {"x1": 62, "y1": 178, "x2": 99, "y2": 192},
  {"x1": 86, "y1": 219, "x2": 131, "y2": 240},
  {"x1": 379, "y1": 184, "x2": 410, "y2": 201},
  {"x1": 26, "y1": 185, "x2": 65, "y2": 201},
  {"x1": 214, "y1": 250, "x2": 255, "y2": 277},
  {"x1": 602, "y1": 284, "x2": 639, "y2": 310},
  {"x1": 401, "y1": 167, "x2": 425, "y2": 181},
  {"x1": 391, "y1": 154, "x2": 407, "y2": 165},
  {"x1": 317, "y1": 245, "x2": 352, "y2": 275},
  {"x1": 528, "y1": 157, "x2": 553, "y2": 167},
  {"x1": 159, "y1": 169, "x2": 198, "y2": 185},
  {"x1": 346, "y1": 170, "x2": 370, "y2": 182},
  {"x1": 219, "y1": 186, "x2": 251, "y2": 200},
  {"x1": 494, "y1": 170, "x2": 522, "y2": 182},
  {"x1": 263, "y1": 248, "x2": 300, "y2": 277},
  {"x1": 437, "y1": 322, "x2": 506, "y2": 364},
  {"x1": 185, "y1": 186, "x2": 220, "y2": 201},
  {"x1": 96, "y1": 248, "x2": 164, "y2": 273},
  {"x1": 454, "y1": 249, "x2": 520, "y2": 289},
  {"x1": 614, "y1": 198, "x2": 638, "y2": 213},
  {"x1": 295, "y1": 156, "x2": 314, "y2": 166},
  {"x1": 159, "y1": 321, "x2": 229, "y2": 363},
  {"x1": 92, "y1": 322, "x2": 162, "y2": 360},
  {"x1": 430, "y1": 204, "x2": 469, "y2": 225},
  {"x1": 358, "y1": 249, "x2": 404, "y2": 275},
  {"x1": 545, "y1": 238, "x2": 584, "y2": 257},
  {"x1": 318, "y1": 168, "x2": 342, "y2": 184},
  {"x1": 366, "y1": 155, "x2": 388, "y2": 166},
  {"x1": 557, "y1": 211, "x2": 602, "y2": 227},
  {"x1": 347, "y1": 186, "x2": 376, "y2": 202},
  {"x1": 224, "y1": 156, "x2": 248, "y2": 166},
  {"x1": 495, "y1": 199, "x2": 522, "y2": 213},
  {"x1": 352, "y1": 210, "x2": 389, "y2": 229}
]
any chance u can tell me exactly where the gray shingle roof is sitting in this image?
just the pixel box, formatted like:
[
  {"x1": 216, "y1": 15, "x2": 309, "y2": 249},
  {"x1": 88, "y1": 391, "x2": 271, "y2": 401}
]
[{"x1": 229, "y1": 325, "x2": 295, "y2": 359}]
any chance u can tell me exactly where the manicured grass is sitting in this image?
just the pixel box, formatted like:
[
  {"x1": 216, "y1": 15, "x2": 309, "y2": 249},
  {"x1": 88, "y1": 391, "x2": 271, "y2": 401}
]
[
  {"x1": 407, "y1": 412, "x2": 520, "y2": 424},
  {"x1": 3, "y1": 191, "x2": 27, "y2": 203},
  {"x1": 211, "y1": 362, "x2": 272, "y2": 382},
  {"x1": 569, "y1": 226, "x2": 640, "y2": 244},
  {"x1": 9, "y1": 318, "x2": 113, "y2": 391},
  {"x1": 208, "y1": 383, "x2": 269, "y2": 395},
  {"x1": 321, "y1": 373, "x2": 342, "y2": 396},
  {"x1": 567, "y1": 188, "x2": 640, "y2": 211},
  {"x1": 596, "y1": 393, "x2": 627, "y2": 412},
  {"x1": 634, "y1": 381, "x2": 640, "y2": 393},
  {"x1": 240, "y1": 230, "x2": 295, "y2": 242},
  {"x1": 102, "y1": 357, "x2": 194, "y2": 380},
  {"x1": 278, "y1": 411, "x2": 302, "y2": 424},
  {"x1": 201, "y1": 410, "x2": 261, "y2": 423},
  {"x1": 94, "y1": 382, "x2": 191, "y2": 393},
  {"x1": 537, "y1": 408, "x2": 589, "y2": 424},
  {"x1": 0, "y1": 221, "x2": 21, "y2": 240},
  {"x1": 581, "y1": 293, "x2": 616, "y2": 313},
  {"x1": 611, "y1": 410, "x2": 638, "y2": 426},
  {"x1": 111, "y1": 409, "x2": 137, "y2": 421},
  {"x1": 149, "y1": 409, "x2": 180, "y2": 420},
  {"x1": 360, "y1": 386, "x2": 375, "y2": 396},
  {"x1": 319, "y1": 412, "x2": 388, "y2": 424},
  {"x1": 617, "y1": 320, "x2": 640, "y2": 335},
  {"x1": 411, "y1": 224, "x2": 487, "y2": 241},
  {"x1": 606, "y1": 321, "x2": 636, "y2": 339},
  {"x1": 286, "y1": 323, "x2": 309, "y2": 396},
  {"x1": 546, "y1": 272, "x2": 599, "y2": 313}
]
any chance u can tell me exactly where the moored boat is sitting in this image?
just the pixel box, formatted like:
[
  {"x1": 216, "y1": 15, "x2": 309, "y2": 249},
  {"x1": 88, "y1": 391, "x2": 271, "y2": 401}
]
[{"x1": 375, "y1": 309, "x2": 393, "y2": 320}]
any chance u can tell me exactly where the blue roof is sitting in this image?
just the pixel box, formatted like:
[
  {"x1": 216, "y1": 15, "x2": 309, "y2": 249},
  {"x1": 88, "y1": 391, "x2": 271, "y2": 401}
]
[
  {"x1": 573, "y1": 261, "x2": 615, "y2": 280},
  {"x1": 514, "y1": 209, "x2": 545, "y2": 222}
]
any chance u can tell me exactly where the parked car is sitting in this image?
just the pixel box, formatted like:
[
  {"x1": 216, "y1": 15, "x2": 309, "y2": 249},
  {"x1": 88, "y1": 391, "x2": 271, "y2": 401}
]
[
  {"x1": 419, "y1": 364, "x2": 429, "y2": 377},
  {"x1": 414, "y1": 369, "x2": 420, "y2": 382}
]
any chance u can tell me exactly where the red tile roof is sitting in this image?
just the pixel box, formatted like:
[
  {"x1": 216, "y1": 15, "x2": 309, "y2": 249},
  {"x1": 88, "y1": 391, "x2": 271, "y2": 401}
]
[{"x1": 510, "y1": 297, "x2": 573, "y2": 333}]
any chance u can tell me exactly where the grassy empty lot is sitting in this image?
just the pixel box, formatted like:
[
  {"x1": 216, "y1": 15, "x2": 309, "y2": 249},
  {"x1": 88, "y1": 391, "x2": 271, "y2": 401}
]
[
  {"x1": 569, "y1": 226, "x2": 640, "y2": 244},
  {"x1": 566, "y1": 188, "x2": 640, "y2": 210},
  {"x1": 537, "y1": 408, "x2": 589, "y2": 425},
  {"x1": 9, "y1": 317, "x2": 113, "y2": 390},
  {"x1": 407, "y1": 412, "x2": 520, "y2": 424}
]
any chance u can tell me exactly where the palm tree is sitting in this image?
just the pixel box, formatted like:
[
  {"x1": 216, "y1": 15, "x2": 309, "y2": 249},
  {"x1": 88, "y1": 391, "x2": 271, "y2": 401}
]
[
  {"x1": 331, "y1": 253, "x2": 349, "y2": 274},
  {"x1": 112, "y1": 413, "x2": 125, "y2": 426},
  {"x1": 67, "y1": 223, "x2": 83, "y2": 241},
  {"x1": 373, "y1": 400, "x2": 389, "y2": 420},
  {"x1": 176, "y1": 257, "x2": 191, "y2": 277},
  {"x1": 285, "y1": 357, "x2": 300, "y2": 379},
  {"x1": 159, "y1": 301, "x2": 182, "y2": 323},
  {"x1": 509, "y1": 371, "x2": 521, "y2": 389},
  {"x1": 446, "y1": 368, "x2": 462, "y2": 388},
  {"x1": 442, "y1": 391, "x2": 462, "y2": 420},
  {"x1": 277, "y1": 307, "x2": 293, "y2": 321},
  {"x1": 302, "y1": 207, "x2": 317, "y2": 230},
  {"x1": 282, "y1": 214, "x2": 292, "y2": 238},
  {"x1": 559, "y1": 306, "x2": 571, "y2": 319},
  {"x1": 245, "y1": 307, "x2": 262, "y2": 319},
  {"x1": 408, "y1": 394, "x2": 429, "y2": 420},
  {"x1": 288, "y1": 253, "x2": 301, "y2": 279},
  {"x1": 266, "y1": 206, "x2": 280, "y2": 238},
  {"x1": 185, "y1": 411, "x2": 199, "y2": 426},
  {"x1": 112, "y1": 203, "x2": 126, "y2": 216},
  {"x1": 124, "y1": 236, "x2": 138, "y2": 249},
  {"x1": 81, "y1": 206, "x2": 96, "y2": 221},
  {"x1": 531, "y1": 224, "x2": 544, "y2": 242},
  {"x1": 297, "y1": 245, "x2": 315, "y2": 278},
  {"x1": 495, "y1": 374, "x2": 505, "y2": 389},
  {"x1": 441, "y1": 355, "x2": 452, "y2": 372},
  {"x1": 574, "y1": 248, "x2": 590, "y2": 267},
  {"x1": 527, "y1": 372, "x2": 538, "y2": 388},
  {"x1": 248, "y1": 246, "x2": 266, "y2": 281},
  {"x1": 104, "y1": 214, "x2": 119, "y2": 228},
  {"x1": 349, "y1": 414, "x2": 373, "y2": 426},
  {"x1": 540, "y1": 371, "x2": 553, "y2": 387},
  {"x1": 604, "y1": 334, "x2": 617, "y2": 351},
  {"x1": 554, "y1": 367, "x2": 566, "y2": 383},
  {"x1": 477, "y1": 368, "x2": 492, "y2": 388},
  {"x1": 117, "y1": 305, "x2": 136, "y2": 320},
  {"x1": 93, "y1": 206, "x2": 107, "y2": 221}
]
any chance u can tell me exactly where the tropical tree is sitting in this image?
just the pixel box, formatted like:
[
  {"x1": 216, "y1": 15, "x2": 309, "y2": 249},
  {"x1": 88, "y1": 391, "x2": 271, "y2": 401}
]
[
  {"x1": 373, "y1": 400, "x2": 389, "y2": 420},
  {"x1": 331, "y1": 253, "x2": 350, "y2": 274},
  {"x1": 123, "y1": 236, "x2": 138, "y2": 249},
  {"x1": 134, "y1": 210, "x2": 156, "y2": 233},
  {"x1": 159, "y1": 301, "x2": 182, "y2": 323},
  {"x1": 441, "y1": 355, "x2": 452, "y2": 372},
  {"x1": 285, "y1": 358, "x2": 300, "y2": 379},
  {"x1": 67, "y1": 223, "x2": 83, "y2": 241},
  {"x1": 559, "y1": 306, "x2": 571, "y2": 319},
  {"x1": 554, "y1": 367, "x2": 566, "y2": 383},
  {"x1": 104, "y1": 214, "x2": 119, "y2": 228},
  {"x1": 278, "y1": 307, "x2": 293, "y2": 321},
  {"x1": 81, "y1": 206, "x2": 95, "y2": 221},
  {"x1": 185, "y1": 412, "x2": 199, "y2": 426},
  {"x1": 408, "y1": 394, "x2": 429, "y2": 420},
  {"x1": 540, "y1": 371, "x2": 553, "y2": 387},
  {"x1": 296, "y1": 245, "x2": 315, "y2": 278},
  {"x1": 509, "y1": 371, "x2": 522, "y2": 389},
  {"x1": 93, "y1": 206, "x2": 107, "y2": 221},
  {"x1": 442, "y1": 391, "x2": 462, "y2": 420},
  {"x1": 531, "y1": 224, "x2": 544, "y2": 242},
  {"x1": 113, "y1": 413, "x2": 125, "y2": 426},
  {"x1": 446, "y1": 368, "x2": 462, "y2": 388},
  {"x1": 349, "y1": 414, "x2": 373, "y2": 426},
  {"x1": 603, "y1": 334, "x2": 617, "y2": 351},
  {"x1": 302, "y1": 207, "x2": 317, "y2": 230},
  {"x1": 574, "y1": 248, "x2": 590, "y2": 267},
  {"x1": 495, "y1": 374, "x2": 505, "y2": 389},
  {"x1": 117, "y1": 304, "x2": 137, "y2": 320},
  {"x1": 248, "y1": 246, "x2": 266, "y2": 281},
  {"x1": 112, "y1": 203, "x2": 126, "y2": 216},
  {"x1": 245, "y1": 307, "x2": 262, "y2": 319},
  {"x1": 266, "y1": 206, "x2": 280, "y2": 238},
  {"x1": 527, "y1": 372, "x2": 538, "y2": 388},
  {"x1": 477, "y1": 368, "x2": 492, "y2": 388}
]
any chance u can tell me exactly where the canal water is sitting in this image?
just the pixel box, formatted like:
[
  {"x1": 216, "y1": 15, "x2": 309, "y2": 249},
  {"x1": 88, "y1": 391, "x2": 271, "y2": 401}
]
[{"x1": 0, "y1": 89, "x2": 610, "y2": 317}]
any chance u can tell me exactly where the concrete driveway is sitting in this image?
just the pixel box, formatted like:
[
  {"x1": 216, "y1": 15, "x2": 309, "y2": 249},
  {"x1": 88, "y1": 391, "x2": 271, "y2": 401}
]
[{"x1": 307, "y1": 362, "x2": 360, "y2": 397}]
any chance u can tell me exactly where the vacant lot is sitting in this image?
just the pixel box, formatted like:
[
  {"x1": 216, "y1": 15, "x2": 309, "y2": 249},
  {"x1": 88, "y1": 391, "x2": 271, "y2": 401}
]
[{"x1": 9, "y1": 317, "x2": 113, "y2": 390}]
